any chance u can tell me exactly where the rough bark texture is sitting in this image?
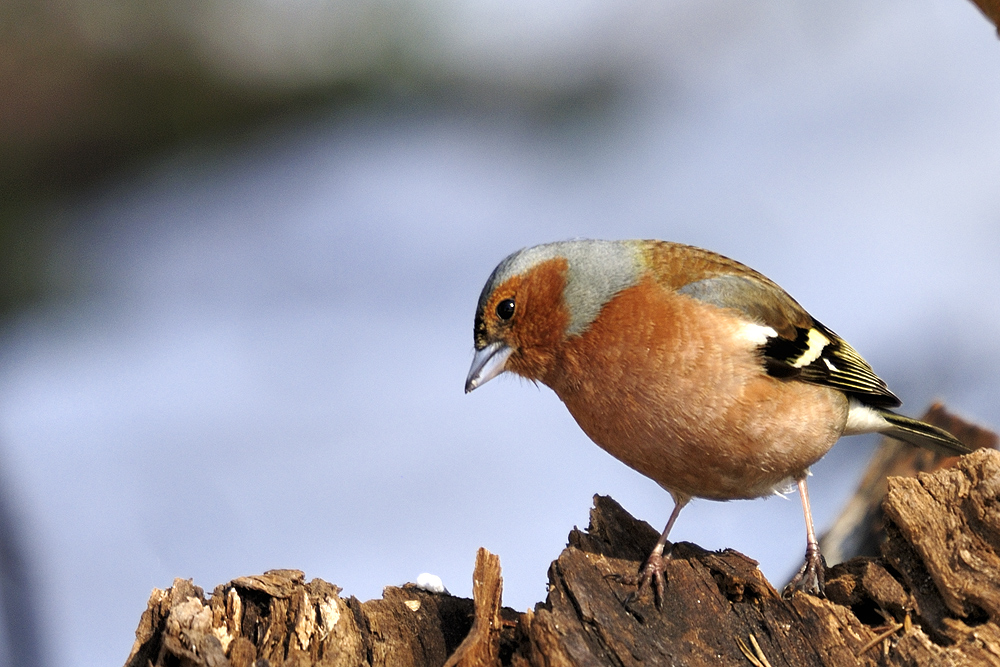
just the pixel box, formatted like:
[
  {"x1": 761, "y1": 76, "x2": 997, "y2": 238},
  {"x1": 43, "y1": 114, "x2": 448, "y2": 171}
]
[
  {"x1": 124, "y1": 566, "x2": 518, "y2": 667},
  {"x1": 127, "y1": 445, "x2": 1000, "y2": 667},
  {"x1": 821, "y1": 403, "x2": 998, "y2": 565},
  {"x1": 443, "y1": 548, "x2": 506, "y2": 667}
]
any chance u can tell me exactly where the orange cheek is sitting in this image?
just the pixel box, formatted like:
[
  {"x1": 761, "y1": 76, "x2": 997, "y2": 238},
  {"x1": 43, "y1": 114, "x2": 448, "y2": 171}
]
[{"x1": 501, "y1": 258, "x2": 571, "y2": 381}]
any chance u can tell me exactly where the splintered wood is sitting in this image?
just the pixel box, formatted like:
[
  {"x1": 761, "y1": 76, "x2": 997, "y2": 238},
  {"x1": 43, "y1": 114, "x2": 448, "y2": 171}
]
[
  {"x1": 125, "y1": 569, "x2": 482, "y2": 667},
  {"x1": 443, "y1": 548, "x2": 504, "y2": 667},
  {"x1": 126, "y1": 414, "x2": 1000, "y2": 666}
]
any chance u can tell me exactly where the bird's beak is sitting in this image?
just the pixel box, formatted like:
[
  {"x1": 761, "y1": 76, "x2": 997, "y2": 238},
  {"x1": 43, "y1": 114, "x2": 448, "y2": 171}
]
[{"x1": 465, "y1": 342, "x2": 513, "y2": 393}]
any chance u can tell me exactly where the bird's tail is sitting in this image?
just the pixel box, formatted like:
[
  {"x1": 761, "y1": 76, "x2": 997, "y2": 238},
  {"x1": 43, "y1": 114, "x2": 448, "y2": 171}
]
[{"x1": 877, "y1": 409, "x2": 973, "y2": 457}]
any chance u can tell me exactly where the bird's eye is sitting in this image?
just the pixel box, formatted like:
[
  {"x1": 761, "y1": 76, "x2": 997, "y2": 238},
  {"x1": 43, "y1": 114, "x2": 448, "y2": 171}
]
[{"x1": 496, "y1": 298, "x2": 516, "y2": 320}]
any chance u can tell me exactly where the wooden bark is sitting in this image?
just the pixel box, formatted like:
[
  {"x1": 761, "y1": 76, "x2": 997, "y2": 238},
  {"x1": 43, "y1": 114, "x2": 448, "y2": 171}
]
[
  {"x1": 124, "y1": 566, "x2": 517, "y2": 667},
  {"x1": 443, "y1": 548, "x2": 505, "y2": 667},
  {"x1": 968, "y1": 0, "x2": 1000, "y2": 35},
  {"x1": 126, "y1": 418, "x2": 1000, "y2": 667},
  {"x1": 821, "y1": 403, "x2": 998, "y2": 565}
]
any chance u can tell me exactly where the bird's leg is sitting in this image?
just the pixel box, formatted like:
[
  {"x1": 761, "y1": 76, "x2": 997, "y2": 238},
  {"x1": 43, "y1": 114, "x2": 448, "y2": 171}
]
[
  {"x1": 784, "y1": 475, "x2": 826, "y2": 597},
  {"x1": 624, "y1": 494, "x2": 689, "y2": 607}
]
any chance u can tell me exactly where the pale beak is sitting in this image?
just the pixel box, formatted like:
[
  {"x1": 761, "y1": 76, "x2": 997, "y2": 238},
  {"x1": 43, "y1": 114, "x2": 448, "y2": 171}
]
[{"x1": 465, "y1": 341, "x2": 513, "y2": 393}]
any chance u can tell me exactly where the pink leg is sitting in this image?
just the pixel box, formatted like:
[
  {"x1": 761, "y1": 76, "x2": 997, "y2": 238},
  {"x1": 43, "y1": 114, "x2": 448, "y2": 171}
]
[
  {"x1": 785, "y1": 476, "x2": 826, "y2": 596},
  {"x1": 630, "y1": 494, "x2": 690, "y2": 606}
]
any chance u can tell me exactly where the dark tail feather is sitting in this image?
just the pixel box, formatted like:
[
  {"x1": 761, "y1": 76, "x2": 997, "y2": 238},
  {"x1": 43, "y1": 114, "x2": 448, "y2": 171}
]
[{"x1": 878, "y1": 410, "x2": 973, "y2": 456}]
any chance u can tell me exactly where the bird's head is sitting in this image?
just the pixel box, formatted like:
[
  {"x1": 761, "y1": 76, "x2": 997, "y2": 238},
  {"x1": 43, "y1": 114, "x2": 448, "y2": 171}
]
[{"x1": 465, "y1": 240, "x2": 642, "y2": 393}]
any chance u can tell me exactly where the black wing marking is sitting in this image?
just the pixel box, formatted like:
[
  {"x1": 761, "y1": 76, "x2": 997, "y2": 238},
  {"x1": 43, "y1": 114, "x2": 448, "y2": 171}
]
[
  {"x1": 761, "y1": 320, "x2": 901, "y2": 408},
  {"x1": 677, "y1": 274, "x2": 901, "y2": 408}
]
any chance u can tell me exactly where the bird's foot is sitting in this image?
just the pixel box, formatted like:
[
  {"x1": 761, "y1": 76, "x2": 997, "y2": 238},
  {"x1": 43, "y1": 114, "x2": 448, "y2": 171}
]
[
  {"x1": 620, "y1": 548, "x2": 671, "y2": 609},
  {"x1": 783, "y1": 546, "x2": 826, "y2": 598}
]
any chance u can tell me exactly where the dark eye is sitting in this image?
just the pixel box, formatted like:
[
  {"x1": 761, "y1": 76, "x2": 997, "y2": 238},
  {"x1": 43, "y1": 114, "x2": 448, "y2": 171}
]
[{"x1": 496, "y1": 298, "x2": 515, "y2": 320}]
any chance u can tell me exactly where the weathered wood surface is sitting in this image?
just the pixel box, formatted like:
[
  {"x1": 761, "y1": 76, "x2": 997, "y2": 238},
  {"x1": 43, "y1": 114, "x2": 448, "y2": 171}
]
[
  {"x1": 124, "y1": 563, "x2": 516, "y2": 667},
  {"x1": 821, "y1": 403, "x2": 998, "y2": 565},
  {"x1": 127, "y1": 445, "x2": 1000, "y2": 667},
  {"x1": 443, "y1": 549, "x2": 507, "y2": 667}
]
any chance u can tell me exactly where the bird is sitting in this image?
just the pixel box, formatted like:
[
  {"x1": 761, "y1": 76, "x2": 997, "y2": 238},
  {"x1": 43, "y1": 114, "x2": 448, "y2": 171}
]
[{"x1": 464, "y1": 239, "x2": 971, "y2": 602}]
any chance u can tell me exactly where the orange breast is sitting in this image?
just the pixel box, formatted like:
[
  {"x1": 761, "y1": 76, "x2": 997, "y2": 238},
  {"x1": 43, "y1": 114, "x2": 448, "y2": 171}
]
[{"x1": 543, "y1": 276, "x2": 849, "y2": 500}]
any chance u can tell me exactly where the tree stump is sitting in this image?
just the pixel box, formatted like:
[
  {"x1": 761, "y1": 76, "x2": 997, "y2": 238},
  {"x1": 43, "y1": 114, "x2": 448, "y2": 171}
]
[
  {"x1": 126, "y1": 442, "x2": 1000, "y2": 667},
  {"x1": 820, "y1": 403, "x2": 999, "y2": 565}
]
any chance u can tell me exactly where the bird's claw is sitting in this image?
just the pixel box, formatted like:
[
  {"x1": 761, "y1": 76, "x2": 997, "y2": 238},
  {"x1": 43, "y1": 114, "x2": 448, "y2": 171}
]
[
  {"x1": 621, "y1": 550, "x2": 669, "y2": 609},
  {"x1": 783, "y1": 547, "x2": 826, "y2": 598}
]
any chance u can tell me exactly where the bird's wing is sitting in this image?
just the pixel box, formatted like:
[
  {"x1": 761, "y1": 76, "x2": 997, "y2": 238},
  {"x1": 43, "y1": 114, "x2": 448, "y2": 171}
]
[{"x1": 676, "y1": 272, "x2": 902, "y2": 408}]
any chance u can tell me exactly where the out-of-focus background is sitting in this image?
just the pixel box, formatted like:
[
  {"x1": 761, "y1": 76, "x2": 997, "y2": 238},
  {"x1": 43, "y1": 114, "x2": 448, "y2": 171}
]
[{"x1": 1, "y1": 1, "x2": 998, "y2": 665}]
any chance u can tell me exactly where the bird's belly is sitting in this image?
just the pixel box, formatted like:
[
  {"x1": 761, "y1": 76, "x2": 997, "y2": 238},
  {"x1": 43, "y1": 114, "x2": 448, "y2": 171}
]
[
  {"x1": 560, "y1": 372, "x2": 848, "y2": 500},
  {"x1": 547, "y1": 287, "x2": 850, "y2": 501}
]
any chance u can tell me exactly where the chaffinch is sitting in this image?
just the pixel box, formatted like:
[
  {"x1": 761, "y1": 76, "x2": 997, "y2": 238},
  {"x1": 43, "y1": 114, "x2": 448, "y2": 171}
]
[{"x1": 465, "y1": 239, "x2": 970, "y2": 601}]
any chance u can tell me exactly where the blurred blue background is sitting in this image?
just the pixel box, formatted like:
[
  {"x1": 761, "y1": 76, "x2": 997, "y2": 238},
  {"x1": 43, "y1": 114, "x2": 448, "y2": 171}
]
[{"x1": 0, "y1": 1, "x2": 998, "y2": 665}]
